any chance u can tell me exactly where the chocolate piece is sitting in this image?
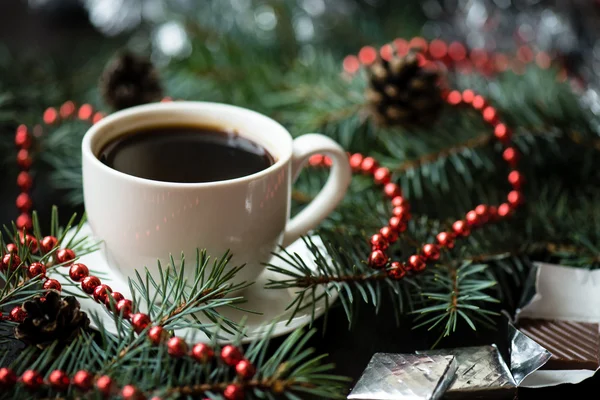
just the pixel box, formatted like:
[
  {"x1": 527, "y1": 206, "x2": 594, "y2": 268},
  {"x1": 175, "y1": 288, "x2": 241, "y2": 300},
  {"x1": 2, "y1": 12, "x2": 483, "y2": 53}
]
[
  {"x1": 517, "y1": 318, "x2": 600, "y2": 370},
  {"x1": 418, "y1": 346, "x2": 516, "y2": 400},
  {"x1": 348, "y1": 353, "x2": 457, "y2": 400}
]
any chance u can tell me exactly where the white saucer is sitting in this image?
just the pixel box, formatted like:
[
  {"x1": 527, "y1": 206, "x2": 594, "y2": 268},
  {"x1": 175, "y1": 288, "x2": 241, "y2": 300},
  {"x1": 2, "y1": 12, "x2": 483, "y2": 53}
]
[{"x1": 51, "y1": 223, "x2": 337, "y2": 343}]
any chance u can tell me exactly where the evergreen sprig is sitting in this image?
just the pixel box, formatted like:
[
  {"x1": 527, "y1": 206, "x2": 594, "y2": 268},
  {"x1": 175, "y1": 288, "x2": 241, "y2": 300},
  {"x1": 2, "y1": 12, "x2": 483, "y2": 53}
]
[{"x1": 0, "y1": 208, "x2": 349, "y2": 399}]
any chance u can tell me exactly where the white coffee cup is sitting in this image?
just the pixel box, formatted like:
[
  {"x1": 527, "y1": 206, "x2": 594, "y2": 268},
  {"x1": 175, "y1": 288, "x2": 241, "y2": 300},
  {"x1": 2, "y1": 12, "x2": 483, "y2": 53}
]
[{"x1": 82, "y1": 101, "x2": 352, "y2": 286}]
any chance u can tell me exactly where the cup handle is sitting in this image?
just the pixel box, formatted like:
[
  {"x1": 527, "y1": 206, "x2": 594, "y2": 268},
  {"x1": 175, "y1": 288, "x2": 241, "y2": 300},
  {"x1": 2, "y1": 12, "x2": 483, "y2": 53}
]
[{"x1": 281, "y1": 134, "x2": 352, "y2": 247}]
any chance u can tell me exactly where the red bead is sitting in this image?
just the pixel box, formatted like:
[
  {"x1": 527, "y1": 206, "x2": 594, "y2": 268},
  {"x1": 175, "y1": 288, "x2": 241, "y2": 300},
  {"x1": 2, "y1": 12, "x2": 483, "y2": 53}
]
[
  {"x1": 73, "y1": 370, "x2": 93, "y2": 391},
  {"x1": 370, "y1": 234, "x2": 389, "y2": 250},
  {"x1": 40, "y1": 236, "x2": 58, "y2": 253},
  {"x1": 1, "y1": 253, "x2": 21, "y2": 270},
  {"x1": 494, "y1": 123, "x2": 512, "y2": 143},
  {"x1": 369, "y1": 249, "x2": 388, "y2": 269},
  {"x1": 17, "y1": 171, "x2": 33, "y2": 191},
  {"x1": 131, "y1": 313, "x2": 151, "y2": 333},
  {"x1": 474, "y1": 204, "x2": 489, "y2": 223},
  {"x1": 358, "y1": 46, "x2": 378, "y2": 65},
  {"x1": 122, "y1": 385, "x2": 145, "y2": 400},
  {"x1": 373, "y1": 167, "x2": 391, "y2": 185},
  {"x1": 93, "y1": 284, "x2": 112, "y2": 303},
  {"x1": 472, "y1": 95, "x2": 486, "y2": 110},
  {"x1": 15, "y1": 125, "x2": 31, "y2": 149},
  {"x1": 60, "y1": 101, "x2": 76, "y2": 118},
  {"x1": 49, "y1": 370, "x2": 70, "y2": 391},
  {"x1": 9, "y1": 306, "x2": 26, "y2": 322},
  {"x1": 391, "y1": 196, "x2": 410, "y2": 210},
  {"x1": 387, "y1": 261, "x2": 406, "y2": 280},
  {"x1": 16, "y1": 193, "x2": 32, "y2": 212},
  {"x1": 19, "y1": 233, "x2": 38, "y2": 253},
  {"x1": 81, "y1": 276, "x2": 101, "y2": 294},
  {"x1": 446, "y1": 90, "x2": 462, "y2": 105},
  {"x1": 69, "y1": 263, "x2": 89, "y2": 282},
  {"x1": 462, "y1": 89, "x2": 475, "y2": 103},
  {"x1": 508, "y1": 170, "x2": 524, "y2": 189},
  {"x1": 96, "y1": 375, "x2": 113, "y2": 396},
  {"x1": 349, "y1": 153, "x2": 364, "y2": 171},
  {"x1": 221, "y1": 345, "x2": 244, "y2": 367},
  {"x1": 236, "y1": 359, "x2": 256, "y2": 379},
  {"x1": 384, "y1": 183, "x2": 401, "y2": 199},
  {"x1": 21, "y1": 370, "x2": 43, "y2": 390},
  {"x1": 323, "y1": 156, "x2": 332, "y2": 167},
  {"x1": 223, "y1": 384, "x2": 244, "y2": 400},
  {"x1": 16, "y1": 213, "x2": 32, "y2": 230},
  {"x1": 508, "y1": 190, "x2": 524, "y2": 207},
  {"x1": 482, "y1": 106, "x2": 498, "y2": 124},
  {"x1": 93, "y1": 112, "x2": 105, "y2": 124},
  {"x1": 17, "y1": 149, "x2": 32, "y2": 169},
  {"x1": 466, "y1": 210, "x2": 479, "y2": 227},
  {"x1": 388, "y1": 216, "x2": 407, "y2": 232},
  {"x1": 117, "y1": 299, "x2": 133, "y2": 319},
  {"x1": 502, "y1": 147, "x2": 519, "y2": 166},
  {"x1": 106, "y1": 291, "x2": 125, "y2": 307},
  {"x1": 308, "y1": 154, "x2": 324, "y2": 166},
  {"x1": 408, "y1": 255, "x2": 426, "y2": 272},
  {"x1": 379, "y1": 226, "x2": 398, "y2": 243},
  {"x1": 56, "y1": 248, "x2": 76, "y2": 265},
  {"x1": 167, "y1": 337, "x2": 188, "y2": 357},
  {"x1": 452, "y1": 220, "x2": 470, "y2": 237},
  {"x1": 0, "y1": 368, "x2": 17, "y2": 388},
  {"x1": 148, "y1": 326, "x2": 166, "y2": 345},
  {"x1": 6, "y1": 243, "x2": 17, "y2": 254},
  {"x1": 27, "y1": 262, "x2": 46, "y2": 278},
  {"x1": 422, "y1": 244, "x2": 440, "y2": 261},
  {"x1": 43, "y1": 107, "x2": 58, "y2": 124},
  {"x1": 78, "y1": 104, "x2": 93, "y2": 120},
  {"x1": 191, "y1": 343, "x2": 214, "y2": 363},
  {"x1": 392, "y1": 206, "x2": 410, "y2": 221},
  {"x1": 436, "y1": 232, "x2": 455, "y2": 249},
  {"x1": 43, "y1": 279, "x2": 62, "y2": 292},
  {"x1": 361, "y1": 157, "x2": 378, "y2": 174},
  {"x1": 498, "y1": 203, "x2": 512, "y2": 217}
]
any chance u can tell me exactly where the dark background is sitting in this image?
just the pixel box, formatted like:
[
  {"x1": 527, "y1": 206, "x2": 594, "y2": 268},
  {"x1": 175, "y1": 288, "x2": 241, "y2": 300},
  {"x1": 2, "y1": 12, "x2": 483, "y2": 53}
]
[{"x1": 0, "y1": 1, "x2": 598, "y2": 398}]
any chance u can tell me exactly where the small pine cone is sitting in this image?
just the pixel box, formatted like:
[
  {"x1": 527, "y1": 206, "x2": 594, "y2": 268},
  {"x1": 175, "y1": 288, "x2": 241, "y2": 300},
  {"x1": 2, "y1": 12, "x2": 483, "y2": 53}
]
[
  {"x1": 15, "y1": 291, "x2": 90, "y2": 349},
  {"x1": 100, "y1": 51, "x2": 163, "y2": 111},
  {"x1": 365, "y1": 50, "x2": 443, "y2": 127}
]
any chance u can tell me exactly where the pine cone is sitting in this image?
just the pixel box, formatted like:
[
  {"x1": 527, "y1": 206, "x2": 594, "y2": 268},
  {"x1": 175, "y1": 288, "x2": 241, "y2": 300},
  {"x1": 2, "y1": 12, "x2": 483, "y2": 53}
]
[
  {"x1": 365, "y1": 50, "x2": 443, "y2": 127},
  {"x1": 100, "y1": 51, "x2": 163, "y2": 111},
  {"x1": 14, "y1": 291, "x2": 90, "y2": 349}
]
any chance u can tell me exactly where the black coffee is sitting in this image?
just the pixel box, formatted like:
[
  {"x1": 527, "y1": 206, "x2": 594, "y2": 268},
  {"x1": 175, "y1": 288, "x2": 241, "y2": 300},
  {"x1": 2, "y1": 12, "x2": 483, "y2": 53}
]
[{"x1": 98, "y1": 125, "x2": 274, "y2": 183}]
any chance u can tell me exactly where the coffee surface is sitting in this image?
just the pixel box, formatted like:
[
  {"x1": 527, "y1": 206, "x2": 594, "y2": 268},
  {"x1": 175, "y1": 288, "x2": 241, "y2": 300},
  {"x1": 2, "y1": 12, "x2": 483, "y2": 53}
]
[{"x1": 99, "y1": 125, "x2": 274, "y2": 183}]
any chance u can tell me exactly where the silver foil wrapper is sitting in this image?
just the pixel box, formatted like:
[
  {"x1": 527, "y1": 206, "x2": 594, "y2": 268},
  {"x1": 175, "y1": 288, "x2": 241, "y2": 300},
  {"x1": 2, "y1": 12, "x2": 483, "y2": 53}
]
[
  {"x1": 418, "y1": 345, "x2": 516, "y2": 399},
  {"x1": 508, "y1": 323, "x2": 552, "y2": 385},
  {"x1": 348, "y1": 353, "x2": 457, "y2": 400}
]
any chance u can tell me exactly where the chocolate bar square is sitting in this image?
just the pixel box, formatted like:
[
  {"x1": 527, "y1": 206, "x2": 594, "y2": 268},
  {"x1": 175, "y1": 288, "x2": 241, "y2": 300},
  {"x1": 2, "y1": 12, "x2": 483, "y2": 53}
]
[{"x1": 517, "y1": 318, "x2": 600, "y2": 370}]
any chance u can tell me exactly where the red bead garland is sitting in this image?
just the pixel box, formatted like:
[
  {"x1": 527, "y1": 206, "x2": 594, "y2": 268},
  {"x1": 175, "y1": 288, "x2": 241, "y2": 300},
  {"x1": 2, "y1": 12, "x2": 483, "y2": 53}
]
[{"x1": 4, "y1": 45, "x2": 528, "y2": 398}]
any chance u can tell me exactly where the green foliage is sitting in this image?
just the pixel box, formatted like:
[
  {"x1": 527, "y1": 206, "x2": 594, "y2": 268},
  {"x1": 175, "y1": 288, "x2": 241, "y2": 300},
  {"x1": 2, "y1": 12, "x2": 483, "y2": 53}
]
[
  {"x1": 0, "y1": 208, "x2": 348, "y2": 399},
  {"x1": 4, "y1": 0, "x2": 600, "y2": 369}
]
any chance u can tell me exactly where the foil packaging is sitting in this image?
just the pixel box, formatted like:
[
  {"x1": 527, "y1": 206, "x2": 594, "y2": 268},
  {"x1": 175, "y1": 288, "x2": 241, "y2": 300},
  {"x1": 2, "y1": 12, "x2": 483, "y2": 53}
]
[
  {"x1": 349, "y1": 326, "x2": 550, "y2": 399},
  {"x1": 417, "y1": 345, "x2": 516, "y2": 399},
  {"x1": 347, "y1": 353, "x2": 458, "y2": 400}
]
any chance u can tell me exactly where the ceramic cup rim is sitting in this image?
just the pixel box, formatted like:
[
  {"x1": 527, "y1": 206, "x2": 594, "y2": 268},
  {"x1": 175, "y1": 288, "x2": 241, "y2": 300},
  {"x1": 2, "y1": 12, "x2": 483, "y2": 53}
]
[{"x1": 81, "y1": 101, "x2": 293, "y2": 189}]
